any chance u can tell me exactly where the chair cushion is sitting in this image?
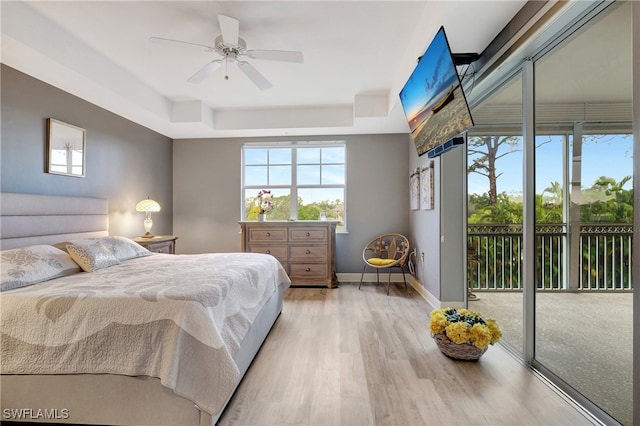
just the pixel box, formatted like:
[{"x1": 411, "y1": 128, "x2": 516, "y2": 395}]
[{"x1": 367, "y1": 257, "x2": 397, "y2": 266}]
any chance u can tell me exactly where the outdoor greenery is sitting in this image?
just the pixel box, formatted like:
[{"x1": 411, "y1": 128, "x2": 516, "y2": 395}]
[
  {"x1": 467, "y1": 134, "x2": 633, "y2": 292},
  {"x1": 468, "y1": 176, "x2": 634, "y2": 225},
  {"x1": 246, "y1": 193, "x2": 343, "y2": 223}
]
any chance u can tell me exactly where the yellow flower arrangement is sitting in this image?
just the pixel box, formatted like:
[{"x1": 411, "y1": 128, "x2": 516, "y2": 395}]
[{"x1": 429, "y1": 307, "x2": 501, "y2": 350}]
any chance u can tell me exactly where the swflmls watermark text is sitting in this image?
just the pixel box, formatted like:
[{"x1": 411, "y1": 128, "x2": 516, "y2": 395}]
[{"x1": 3, "y1": 408, "x2": 70, "y2": 420}]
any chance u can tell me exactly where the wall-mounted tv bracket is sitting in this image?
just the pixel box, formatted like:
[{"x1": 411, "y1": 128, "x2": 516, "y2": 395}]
[
  {"x1": 451, "y1": 53, "x2": 480, "y2": 66},
  {"x1": 416, "y1": 52, "x2": 479, "y2": 65},
  {"x1": 452, "y1": 53, "x2": 480, "y2": 83}
]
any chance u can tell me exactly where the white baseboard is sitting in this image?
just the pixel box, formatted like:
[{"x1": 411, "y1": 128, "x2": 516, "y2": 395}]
[{"x1": 406, "y1": 275, "x2": 439, "y2": 310}]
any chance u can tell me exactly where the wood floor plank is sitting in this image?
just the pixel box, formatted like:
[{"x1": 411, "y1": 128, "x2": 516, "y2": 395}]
[{"x1": 218, "y1": 283, "x2": 596, "y2": 425}]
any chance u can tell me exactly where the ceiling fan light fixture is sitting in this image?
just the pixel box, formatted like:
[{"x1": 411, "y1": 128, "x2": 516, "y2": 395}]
[{"x1": 151, "y1": 14, "x2": 302, "y2": 89}]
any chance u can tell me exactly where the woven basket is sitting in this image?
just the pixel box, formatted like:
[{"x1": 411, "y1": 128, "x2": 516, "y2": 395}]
[{"x1": 433, "y1": 334, "x2": 487, "y2": 361}]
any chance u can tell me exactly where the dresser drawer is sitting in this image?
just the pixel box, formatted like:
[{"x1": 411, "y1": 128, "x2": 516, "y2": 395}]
[
  {"x1": 289, "y1": 228, "x2": 327, "y2": 242},
  {"x1": 248, "y1": 228, "x2": 288, "y2": 243},
  {"x1": 247, "y1": 244, "x2": 288, "y2": 261},
  {"x1": 240, "y1": 221, "x2": 338, "y2": 288},
  {"x1": 289, "y1": 245, "x2": 327, "y2": 260},
  {"x1": 289, "y1": 263, "x2": 329, "y2": 280}
]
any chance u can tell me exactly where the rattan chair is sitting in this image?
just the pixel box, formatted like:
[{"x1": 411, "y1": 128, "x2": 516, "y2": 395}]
[{"x1": 359, "y1": 233, "x2": 410, "y2": 295}]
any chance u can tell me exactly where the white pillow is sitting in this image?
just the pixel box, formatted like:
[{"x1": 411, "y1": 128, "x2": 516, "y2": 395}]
[
  {"x1": 67, "y1": 240, "x2": 120, "y2": 272},
  {"x1": 98, "y1": 236, "x2": 151, "y2": 261},
  {"x1": 1, "y1": 245, "x2": 81, "y2": 291}
]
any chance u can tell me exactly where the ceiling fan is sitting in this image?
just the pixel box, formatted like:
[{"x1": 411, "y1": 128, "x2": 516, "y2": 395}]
[{"x1": 150, "y1": 14, "x2": 303, "y2": 90}]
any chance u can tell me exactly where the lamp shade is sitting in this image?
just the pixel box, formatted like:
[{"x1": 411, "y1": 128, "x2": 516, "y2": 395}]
[{"x1": 135, "y1": 198, "x2": 161, "y2": 213}]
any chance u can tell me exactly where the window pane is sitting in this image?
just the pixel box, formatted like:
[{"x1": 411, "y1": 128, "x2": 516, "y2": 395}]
[
  {"x1": 244, "y1": 188, "x2": 291, "y2": 221},
  {"x1": 322, "y1": 165, "x2": 345, "y2": 184},
  {"x1": 245, "y1": 165, "x2": 267, "y2": 186},
  {"x1": 245, "y1": 149, "x2": 267, "y2": 165},
  {"x1": 297, "y1": 165, "x2": 320, "y2": 184},
  {"x1": 322, "y1": 147, "x2": 345, "y2": 163},
  {"x1": 536, "y1": 135, "x2": 564, "y2": 223},
  {"x1": 298, "y1": 147, "x2": 320, "y2": 164},
  {"x1": 269, "y1": 148, "x2": 291, "y2": 165},
  {"x1": 298, "y1": 188, "x2": 344, "y2": 224},
  {"x1": 269, "y1": 165, "x2": 291, "y2": 185}
]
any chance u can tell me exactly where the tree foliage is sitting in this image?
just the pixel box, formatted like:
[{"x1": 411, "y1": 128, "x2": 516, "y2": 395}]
[
  {"x1": 245, "y1": 194, "x2": 343, "y2": 222},
  {"x1": 467, "y1": 135, "x2": 521, "y2": 206},
  {"x1": 469, "y1": 176, "x2": 633, "y2": 224}
]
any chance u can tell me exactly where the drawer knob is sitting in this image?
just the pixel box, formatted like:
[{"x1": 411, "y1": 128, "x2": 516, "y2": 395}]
[
  {"x1": 305, "y1": 249, "x2": 311, "y2": 255},
  {"x1": 266, "y1": 232, "x2": 271, "y2": 237},
  {"x1": 305, "y1": 232, "x2": 311, "y2": 237},
  {"x1": 305, "y1": 267, "x2": 311, "y2": 272},
  {"x1": 266, "y1": 250, "x2": 271, "y2": 254}
]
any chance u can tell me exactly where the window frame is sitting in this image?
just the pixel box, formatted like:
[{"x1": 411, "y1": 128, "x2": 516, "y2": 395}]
[{"x1": 241, "y1": 141, "x2": 347, "y2": 230}]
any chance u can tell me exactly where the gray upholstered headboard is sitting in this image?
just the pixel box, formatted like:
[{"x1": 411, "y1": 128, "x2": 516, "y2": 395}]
[{"x1": 0, "y1": 193, "x2": 109, "y2": 250}]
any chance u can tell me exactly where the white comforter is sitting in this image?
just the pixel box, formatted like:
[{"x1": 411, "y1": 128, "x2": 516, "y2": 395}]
[{"x1": 1, "y1": 252, "x2": 290, "y2": 415}]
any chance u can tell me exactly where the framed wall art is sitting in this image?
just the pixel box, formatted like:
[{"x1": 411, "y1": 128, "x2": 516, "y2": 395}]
[
  {"x1": 420, "y1": 160, "x2": 434, "y2": 210},
  {"x1": 410, "y1": 167, "x2": 420, "y2": 210},
  {"x1": 46, "y1": 118, "x2": 86, "y2": 177}
]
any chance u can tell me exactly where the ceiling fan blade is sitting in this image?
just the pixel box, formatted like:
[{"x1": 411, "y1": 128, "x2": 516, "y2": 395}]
[
  {"x1": 218, "y1": 15, "x2": 239, "y2": 46},
  {"x1": 149, "y1": 36, "x2": 215, "y2": 51},
  {"x1": 247, "y1": 50, "x2": 304, "y2": 63},
  {"x1": 188, "y1": 60, "x2": 223, "y2": 84},
  {"x1": 237, "y1": 61, "x2": 272, "y2": 90}
]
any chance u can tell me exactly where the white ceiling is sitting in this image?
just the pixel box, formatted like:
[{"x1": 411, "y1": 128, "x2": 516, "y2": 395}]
[{"x1": 1, "y1": 1, "x2": 527, "y2": 140}]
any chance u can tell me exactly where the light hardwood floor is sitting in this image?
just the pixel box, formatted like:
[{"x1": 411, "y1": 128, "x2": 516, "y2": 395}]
[{"x1": 218, "y1": 283, "x2": 597, "y2": 426}]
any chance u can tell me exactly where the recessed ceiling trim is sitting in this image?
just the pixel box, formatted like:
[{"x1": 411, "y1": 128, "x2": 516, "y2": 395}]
[{"x1": 214, "y1": 106, "x2": 354, "y2": 131}]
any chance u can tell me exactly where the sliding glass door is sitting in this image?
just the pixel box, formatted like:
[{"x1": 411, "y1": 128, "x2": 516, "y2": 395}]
[
  {"x1": 466, "y1": 2, "x2": 634, "y2": 423},
  {"x1": 467, "y1": 73, "x2": 524, "y2": 356},
  {"x1": 533, "y1": 2, "x2": 633, "y2": 424}
]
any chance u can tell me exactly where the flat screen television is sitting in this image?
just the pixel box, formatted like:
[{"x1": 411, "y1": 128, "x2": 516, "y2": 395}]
[{"x1": 399, "y1": 26, "x2": 474, "y2": 157}]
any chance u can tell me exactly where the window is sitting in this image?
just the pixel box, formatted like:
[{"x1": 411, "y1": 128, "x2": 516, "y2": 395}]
[{"x1": 242, "y1": 142, "x2": 346, "y2": 229}]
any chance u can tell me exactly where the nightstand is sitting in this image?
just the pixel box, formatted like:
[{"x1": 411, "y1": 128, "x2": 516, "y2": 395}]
[{"x1": 133, "y1": 235, "x2": 178, "y2": 254}]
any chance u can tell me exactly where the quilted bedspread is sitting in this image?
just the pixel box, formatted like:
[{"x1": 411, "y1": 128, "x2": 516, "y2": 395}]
[{"x1": 0, "y1": 252, "x2": 290, "y2": 415}]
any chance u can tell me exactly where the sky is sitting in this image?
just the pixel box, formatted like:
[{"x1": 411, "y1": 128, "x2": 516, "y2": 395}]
[
  {"x1": 399, "y1": 27, "x2": 459, "y2": 119},
  {"x1": 467, "y1": 134, "x2": 633, "y2": 196}
]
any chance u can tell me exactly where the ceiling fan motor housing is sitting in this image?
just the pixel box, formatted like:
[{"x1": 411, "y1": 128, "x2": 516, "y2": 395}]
[{"x1": 215, "y1": 35, "x2": 247, "y2": 60}]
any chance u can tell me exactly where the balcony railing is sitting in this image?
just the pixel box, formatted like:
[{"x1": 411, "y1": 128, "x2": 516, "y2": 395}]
[{"x1": 468, "y1": 223, "x2": 633, "y2": 292}]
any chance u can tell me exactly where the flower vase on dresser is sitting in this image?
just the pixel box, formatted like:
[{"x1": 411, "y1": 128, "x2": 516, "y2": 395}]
[{"x1": 256, "y1": 189, "x2": 273, "y2": 222}]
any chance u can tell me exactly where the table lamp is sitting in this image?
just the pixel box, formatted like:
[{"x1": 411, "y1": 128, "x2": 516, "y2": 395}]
[{"x1": 135, "y1": 197, "x2": 161, "y2": 238}]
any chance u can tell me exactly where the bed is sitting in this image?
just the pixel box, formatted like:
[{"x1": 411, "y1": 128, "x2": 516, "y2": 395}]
[{"x1": 0, "y1": 193, "x2": 291, "y2": 425}]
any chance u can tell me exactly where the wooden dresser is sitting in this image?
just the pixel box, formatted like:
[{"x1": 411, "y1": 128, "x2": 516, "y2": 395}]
[{"x1": 239, "y1": 221, "x2": 338, "y2": 288}]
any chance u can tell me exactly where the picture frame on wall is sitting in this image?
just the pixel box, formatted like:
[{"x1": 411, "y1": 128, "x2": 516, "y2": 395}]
[
  {"x1": 410, "y1": 167, "x2": 420, "y2": 210},
  {"x1": 420, "y1": 161, "x2": 434, "y2": 210},
  {"x1": 46, "y1": 118, "x2": 86, "y2": 178}
]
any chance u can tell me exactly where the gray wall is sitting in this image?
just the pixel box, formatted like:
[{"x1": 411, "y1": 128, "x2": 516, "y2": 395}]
[
  {"x1": 0, "y1": 65, "x2": 173, "y2": 237},
  {"x1": 438, "y1": 146, "x2": 465, "y2": 303},
  {"x1": 173, "y1": 134, "x2": 410, "y2": 272},
  {"x1": 408, "y1": 138, "x2": 465, "y2": 304},
  {"x1": 408, "y1": 143, "x2": 441, "y2": 298}
]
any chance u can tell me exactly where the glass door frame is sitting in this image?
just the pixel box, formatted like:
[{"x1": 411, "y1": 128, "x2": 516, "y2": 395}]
[{"x1": 464, "y1": 1, "x2": 638, "y2": 424}]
